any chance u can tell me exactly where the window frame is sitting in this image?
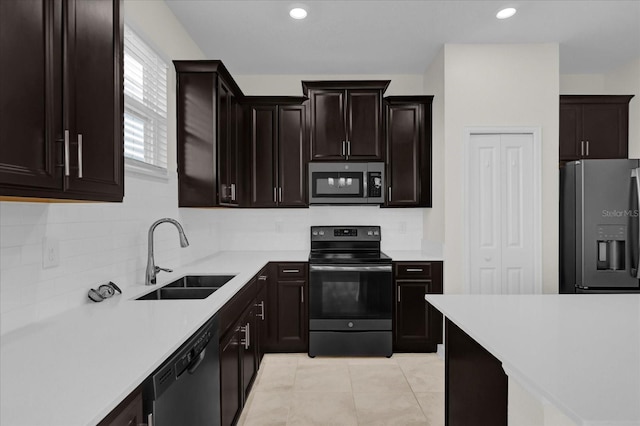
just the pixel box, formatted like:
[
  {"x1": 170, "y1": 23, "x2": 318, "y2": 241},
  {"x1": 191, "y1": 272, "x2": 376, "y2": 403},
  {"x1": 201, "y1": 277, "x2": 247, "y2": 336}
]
[{"x1": 122, "y1": 23, "x2": 170, "y2": 181}]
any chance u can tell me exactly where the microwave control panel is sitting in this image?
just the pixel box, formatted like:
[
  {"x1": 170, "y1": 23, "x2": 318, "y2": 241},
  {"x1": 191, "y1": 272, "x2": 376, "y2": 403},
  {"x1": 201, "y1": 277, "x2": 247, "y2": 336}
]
[{"x1": 368, "y1": 172, "x2": 383, "y2": 198}]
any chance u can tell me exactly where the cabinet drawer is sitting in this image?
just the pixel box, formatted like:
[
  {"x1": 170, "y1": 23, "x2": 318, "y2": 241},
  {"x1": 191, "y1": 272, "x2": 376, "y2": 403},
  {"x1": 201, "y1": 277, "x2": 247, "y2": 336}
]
[
  {"x1": 395, "y1": 262, "x2": 432, "y2": 279},
  {"x1": 276, "y1": 263, "x2": 307, "y2": 280}
]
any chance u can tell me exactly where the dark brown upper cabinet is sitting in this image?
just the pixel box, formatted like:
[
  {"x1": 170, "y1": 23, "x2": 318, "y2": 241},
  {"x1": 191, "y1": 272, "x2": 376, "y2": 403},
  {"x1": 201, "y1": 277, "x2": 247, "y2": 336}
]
[
  {"x1": 302, "y1": 81, "x2": 390, "y2": 161},
  {"x1": 560, "y1": 95, "x2": 633, "y2": 162},
  {"x1": 245, "y1": 97, "x2": 308, "y2": 207},
  {"x1": 174, "y1": 61, "x2": 245, "y2": 207},
  {"x1": 384, "y1": 96, "x2": 433, "y2": 207},
  {"x1": 0, "y1": 0, "x2": 123, "y2": 202}
]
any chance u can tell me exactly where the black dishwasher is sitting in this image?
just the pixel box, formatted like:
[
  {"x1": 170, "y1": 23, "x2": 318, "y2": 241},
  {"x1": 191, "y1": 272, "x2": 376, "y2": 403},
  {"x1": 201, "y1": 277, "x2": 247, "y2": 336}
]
[{"x1": 145, "y1": 316, "x2": 220, "y2": 426}]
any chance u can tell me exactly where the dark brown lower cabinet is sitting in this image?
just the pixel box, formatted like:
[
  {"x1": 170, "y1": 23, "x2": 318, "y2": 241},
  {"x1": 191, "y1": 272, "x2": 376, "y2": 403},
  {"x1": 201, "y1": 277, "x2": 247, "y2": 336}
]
[
  {"x1": 97, "y1": 386, "x2": 143, "y2": 426},
  {"x1": 393, "y1": 261, "x2": 443, "y2": 352},
  {"x1": 220, "y1": 326, "x2": 242, "y2": 426},
  {"x1": 445, "y1": 319, "x2": 507, "y2": 426},
  {"x1": 264, "y1": 263, "x2": 308, "y2": 352},
  {"x1": 255, "y1": 269, "x2": 269, "y2": 362},
  {"x1": 218, "y1": 275, "x2": 260, "y2": 426}
]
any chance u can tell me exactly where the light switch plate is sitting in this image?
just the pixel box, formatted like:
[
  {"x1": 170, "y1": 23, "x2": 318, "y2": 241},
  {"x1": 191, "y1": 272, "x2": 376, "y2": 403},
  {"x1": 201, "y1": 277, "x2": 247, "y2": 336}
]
[{"x1": 43, "y1": 237, "x2": 60, "y2": 269}]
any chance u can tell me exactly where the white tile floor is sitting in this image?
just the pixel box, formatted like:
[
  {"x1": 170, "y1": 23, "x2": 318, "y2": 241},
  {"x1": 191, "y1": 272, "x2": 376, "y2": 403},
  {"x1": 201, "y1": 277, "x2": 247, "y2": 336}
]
[{"x1": 237, "y1": 353, "x2": 445, "y2": 426}]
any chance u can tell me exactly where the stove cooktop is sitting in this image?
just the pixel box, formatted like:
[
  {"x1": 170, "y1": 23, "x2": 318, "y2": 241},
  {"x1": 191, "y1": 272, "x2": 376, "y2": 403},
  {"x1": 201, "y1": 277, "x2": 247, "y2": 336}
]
[{"x1": 308, "y1": 251, "x2": 391, "y2": 264}]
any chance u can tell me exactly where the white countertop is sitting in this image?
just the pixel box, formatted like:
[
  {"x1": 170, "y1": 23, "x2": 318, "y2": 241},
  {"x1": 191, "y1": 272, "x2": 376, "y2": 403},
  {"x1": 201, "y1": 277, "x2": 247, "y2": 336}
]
[
  {"x1": 425, "y1": 294, "x2": 640, "y2": 426},
  {"x1": 0, "y1": 250, "x2": 307, "y2": 426},
  {"x1": 384, "y1": 250, "x2": 444, "y2": 262}
]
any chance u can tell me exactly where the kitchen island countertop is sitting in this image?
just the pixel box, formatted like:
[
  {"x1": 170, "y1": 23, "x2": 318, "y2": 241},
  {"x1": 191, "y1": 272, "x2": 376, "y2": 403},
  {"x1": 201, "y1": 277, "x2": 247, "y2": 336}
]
[{"x1": 425, "y1": 294, "x2": 640, "y2": 426}]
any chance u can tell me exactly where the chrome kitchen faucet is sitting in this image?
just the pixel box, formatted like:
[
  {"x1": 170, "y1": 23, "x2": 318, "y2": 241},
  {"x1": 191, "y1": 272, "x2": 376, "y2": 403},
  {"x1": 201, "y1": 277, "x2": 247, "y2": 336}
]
[{"x1": 145, "y1": 218, "x2": 189, "y2": 285}]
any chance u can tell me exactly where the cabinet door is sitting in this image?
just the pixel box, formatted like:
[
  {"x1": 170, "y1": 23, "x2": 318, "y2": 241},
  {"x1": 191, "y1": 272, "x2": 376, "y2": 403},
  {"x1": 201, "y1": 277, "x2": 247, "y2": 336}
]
[
  {"x1": 64, "y1": 0, "x2": 123, "y2": 200},
  {"x1": 309, "y1": 89, "x2": 345, "y2": 160},
  {"x1": 275, "y1": 280, "x2": 308, "y2": 352},
  {"x1": 256, "y1": 280, "x2": 268, "y2": 362},
  {"x1": 240, "y1": 305, "x2": 258, "y2": 398},
  {"x1": 0, "y1": 0, "x2": 63, "y2": 192},
  {"x1": 559, "y1": 104, "x2": 581, "y2": 161},
  {"x1": 218, "y1": 79, "x2": 233, "y2": 204},
  {"x1": 387, "y1": 103, "x2": 421, "y2": 206},
  {"x1": 249, "y1": 105, "x2": 278, "y2": 207},
  {"x1": 395, "y1": 280, "x2": 434, "y2": 351},
  {"x1": 582, "y1": 103, "x2": 628, "y2": 159},
  {"x1": 176, "y1": 72, "x2": 216, "y2": 206},
  {"x1": 347, "y1": 89, "x2": 383, "y2": 160},
  {"x1": 220, "y1": 327, "x2": 241, "y2": 426},
  {"x1": 278, "y1": 104, "x2": 307, "y2": 206}
]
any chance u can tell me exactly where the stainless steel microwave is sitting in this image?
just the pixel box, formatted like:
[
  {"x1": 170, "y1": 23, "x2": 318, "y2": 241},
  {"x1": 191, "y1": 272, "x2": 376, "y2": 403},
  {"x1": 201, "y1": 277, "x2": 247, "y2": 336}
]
[{"x1": 308, "y1": 162, "x2": 385, "y2": 204}]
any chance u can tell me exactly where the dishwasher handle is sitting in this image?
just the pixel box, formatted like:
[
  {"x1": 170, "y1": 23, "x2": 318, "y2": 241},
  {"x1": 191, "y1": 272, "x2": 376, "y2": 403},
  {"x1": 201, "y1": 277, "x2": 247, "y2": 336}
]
[{"x1": 187, "y1": 349, "x2": 207, "y2": 375}]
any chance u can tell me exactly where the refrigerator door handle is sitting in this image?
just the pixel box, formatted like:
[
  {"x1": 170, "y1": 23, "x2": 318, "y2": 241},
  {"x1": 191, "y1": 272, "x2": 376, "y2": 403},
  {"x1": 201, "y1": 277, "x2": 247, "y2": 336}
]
[{"x1": 630, "y1": 168, "x2": 640, "y2": 278}]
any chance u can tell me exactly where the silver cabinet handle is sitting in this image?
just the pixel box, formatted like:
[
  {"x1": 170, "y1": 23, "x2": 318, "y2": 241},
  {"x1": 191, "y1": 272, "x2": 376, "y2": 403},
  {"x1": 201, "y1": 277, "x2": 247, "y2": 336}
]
[
  {"x1": 273, "y1": 187, "x2": 277, "y2": 203},
  {"x1": 282, "y1": 269, "x2": 299, "y2": 273},
  {"x1": 342, "y1": 141, "x2": 346, "y2": 157},
  {"x1": 231, "y1": 183, "x2": 236, "y2": 201},
  {"x1": 241, "y1": 323, "x2": 250, "y2": 349},
  {"x1": 397, "y1": 287, "x2": 401, "y2": 302},
  {"x1": 258, "y1": 275, "x2": 268, "y2": 281},
  {"x1": 77, "y1": 134, "x2": 83, "y2": 178},
  {"x1": 581, "y1": 140, "x2": 584, "y2": 156},
  {"x1": 406, "y1": 268, "x2": 423, "y2": 272},
  {"x1": 300, "y1": 287, "x2": 304, "y2": 303},
  {"x1": 586, "y1": 140, "x2": 589, "y2": 156},
  {"x1": 64, "y1": 130, "x2": 70, "y2": 176},
  {"x1": 347, "y1": 140, "x2": 351, "y2": 156},
  {"x1": 388, "y1": 187, "x2": 392, "y2": 201},
  {"x1": 278, "y1": 187, "x2": 282, "y2": 203}
]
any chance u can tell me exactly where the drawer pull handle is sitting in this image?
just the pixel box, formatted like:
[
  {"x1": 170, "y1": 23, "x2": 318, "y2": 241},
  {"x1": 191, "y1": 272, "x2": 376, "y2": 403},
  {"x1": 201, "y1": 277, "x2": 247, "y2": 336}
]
[
  {"x1": 258, "y1": 275, "x2": 268, "y2": 281},
  {"x1": 77, "y1": 134, "x2": 83, "y2": 178},
  {"x1": 406, "y1": 268, "x2": 424, "y2": 272},
  {"x1": 282, "y1": 269, "x2": 299, "y2": 273}
]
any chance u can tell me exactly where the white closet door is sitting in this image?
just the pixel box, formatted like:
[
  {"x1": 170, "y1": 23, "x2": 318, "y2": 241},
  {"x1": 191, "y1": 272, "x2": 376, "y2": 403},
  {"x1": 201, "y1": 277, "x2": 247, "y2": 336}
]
[{"x1": 468, "y1": 133, "x2": 537, "y2": 294}]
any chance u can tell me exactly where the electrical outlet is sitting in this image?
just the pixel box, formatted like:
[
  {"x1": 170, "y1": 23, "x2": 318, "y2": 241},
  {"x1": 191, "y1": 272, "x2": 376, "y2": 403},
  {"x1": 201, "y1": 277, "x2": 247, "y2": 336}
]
[{"x1": 42, "y1": 237, "x2": 60, "y2": 269}]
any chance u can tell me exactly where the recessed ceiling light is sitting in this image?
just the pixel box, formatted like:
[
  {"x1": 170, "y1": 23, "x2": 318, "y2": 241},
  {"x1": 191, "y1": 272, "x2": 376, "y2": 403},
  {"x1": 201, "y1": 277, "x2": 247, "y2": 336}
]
[
  {"x1": 289, "y1": 7, "x2": 307, "y2": 19},
  {"x1": 496, "y1": 7, "x2": 517, "y2": 19}
]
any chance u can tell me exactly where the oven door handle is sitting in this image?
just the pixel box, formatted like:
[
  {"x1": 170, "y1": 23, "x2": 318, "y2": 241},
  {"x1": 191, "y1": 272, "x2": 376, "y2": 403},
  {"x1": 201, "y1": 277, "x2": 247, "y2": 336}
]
[{"x1": 309, "y1": 264, "x2": 392, "y2": 272}]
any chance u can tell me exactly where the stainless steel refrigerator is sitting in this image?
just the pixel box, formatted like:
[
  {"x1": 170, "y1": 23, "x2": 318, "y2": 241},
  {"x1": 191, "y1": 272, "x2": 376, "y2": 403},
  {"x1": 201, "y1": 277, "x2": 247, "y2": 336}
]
[{"x1": 560, "y1": 159, "x2": 640, "y2": 293}]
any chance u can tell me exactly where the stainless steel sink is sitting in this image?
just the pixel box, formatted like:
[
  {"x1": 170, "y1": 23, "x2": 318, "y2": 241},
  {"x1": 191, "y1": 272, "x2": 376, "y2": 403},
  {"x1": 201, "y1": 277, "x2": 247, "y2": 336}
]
[
  {"x1": 135, "y1": 274, "x2": 236, "y2": 300},
  {"x1": 136, "y1": 287, "x2": 218, "y2": 300},
  {"x1": 164, "y1": 274, "x2": 236, "y2": 288}
]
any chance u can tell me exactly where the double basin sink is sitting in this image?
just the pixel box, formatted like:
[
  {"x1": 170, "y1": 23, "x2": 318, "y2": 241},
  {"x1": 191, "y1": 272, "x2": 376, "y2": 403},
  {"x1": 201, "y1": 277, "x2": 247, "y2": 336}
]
[{"x1": 136, "y1": 275, "x2": 236, "y2": 300}]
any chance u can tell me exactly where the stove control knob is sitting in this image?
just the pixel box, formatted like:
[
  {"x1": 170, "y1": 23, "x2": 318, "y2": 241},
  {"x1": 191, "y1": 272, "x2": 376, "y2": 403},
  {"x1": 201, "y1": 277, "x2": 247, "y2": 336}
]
[
  {"x1": 313, "y1": 231, "x2": 318, "y2": 236},
  {"x1": 374, "y1": 230, "x2": 379, "y2": 236},
  {"x1": 348, "y1": 322, "x2": 354, "y2": 328},
  {"x1": 319, "y1": 231, "x2": 325, "y2": 236}
]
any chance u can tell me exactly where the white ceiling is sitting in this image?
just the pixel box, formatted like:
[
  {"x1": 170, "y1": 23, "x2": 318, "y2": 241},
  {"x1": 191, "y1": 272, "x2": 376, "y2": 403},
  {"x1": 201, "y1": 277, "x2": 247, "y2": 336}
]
[{"x1": 165, "y1": 0, "x2": 640, "y2": 75}]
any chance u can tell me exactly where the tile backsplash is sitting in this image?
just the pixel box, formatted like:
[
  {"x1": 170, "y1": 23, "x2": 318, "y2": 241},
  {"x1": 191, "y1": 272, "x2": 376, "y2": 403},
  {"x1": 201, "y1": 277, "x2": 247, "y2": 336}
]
[{"x1": 1, "y1": 174, "x2": 424, "y2": 334}]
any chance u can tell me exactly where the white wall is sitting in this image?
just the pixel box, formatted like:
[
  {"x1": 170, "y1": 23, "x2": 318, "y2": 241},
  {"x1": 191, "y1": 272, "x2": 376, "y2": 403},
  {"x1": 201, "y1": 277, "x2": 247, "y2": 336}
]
[
  {"x1": 423, "y1": 49, "x2": 445, "y2": 244},
  {"x1": 442, "y1": 44, "x2": 560, "y2": 294},
  {"x1": 560, "y1": 59, "x2": 640, "y2": 158}
]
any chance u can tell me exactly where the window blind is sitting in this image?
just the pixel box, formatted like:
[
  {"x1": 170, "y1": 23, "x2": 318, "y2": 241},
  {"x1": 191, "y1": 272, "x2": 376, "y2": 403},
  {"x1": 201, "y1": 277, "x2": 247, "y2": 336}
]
[{"x1": 123, "y1": 25, "x2": 168, "y2": 171}]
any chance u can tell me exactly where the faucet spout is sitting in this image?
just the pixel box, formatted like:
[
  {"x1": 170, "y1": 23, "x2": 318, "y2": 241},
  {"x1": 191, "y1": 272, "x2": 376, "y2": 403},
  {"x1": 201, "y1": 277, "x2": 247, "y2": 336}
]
[{"x1": 146, "y1": 218, "x2": 189, "y2": 286}]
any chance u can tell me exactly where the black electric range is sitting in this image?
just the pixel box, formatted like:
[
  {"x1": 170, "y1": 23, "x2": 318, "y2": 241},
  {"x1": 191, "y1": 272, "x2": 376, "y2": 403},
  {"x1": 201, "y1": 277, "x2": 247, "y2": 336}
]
[{"x1": 308, "y1": 226, "x2": 393, "y2": 357}]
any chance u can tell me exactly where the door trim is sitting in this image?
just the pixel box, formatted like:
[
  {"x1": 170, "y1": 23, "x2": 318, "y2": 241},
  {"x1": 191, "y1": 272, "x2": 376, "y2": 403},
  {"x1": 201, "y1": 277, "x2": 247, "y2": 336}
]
[{"x1": 463, "y1": 126, "x2": 542, "y2": 294}]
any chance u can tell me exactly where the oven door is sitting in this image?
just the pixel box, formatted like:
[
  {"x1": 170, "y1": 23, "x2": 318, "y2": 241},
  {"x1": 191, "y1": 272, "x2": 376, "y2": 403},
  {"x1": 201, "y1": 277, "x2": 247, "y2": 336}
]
[{"x1": 309, "y1": 264, "x2": 392, "y2": 330}]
